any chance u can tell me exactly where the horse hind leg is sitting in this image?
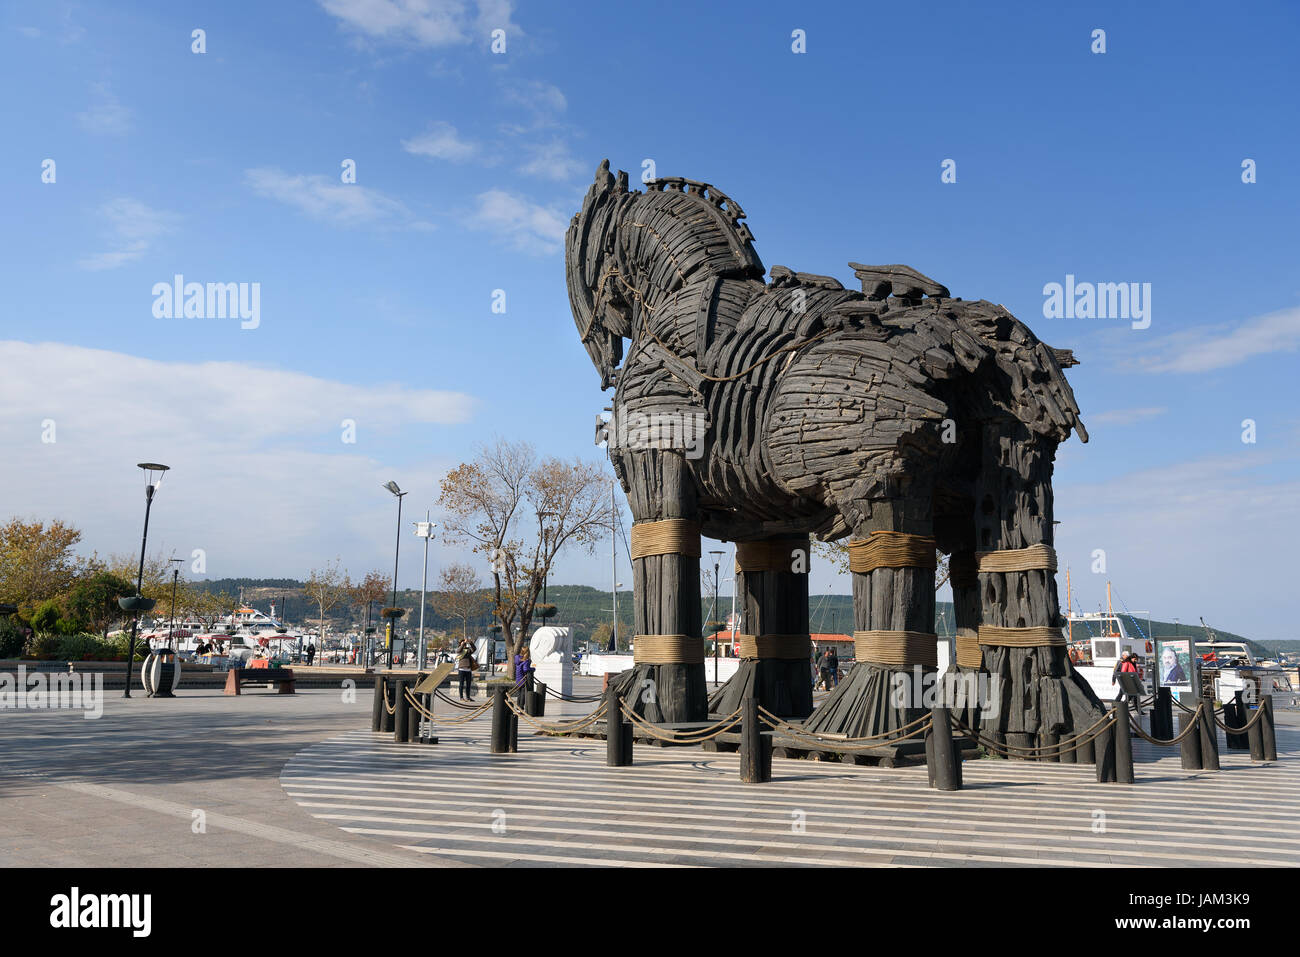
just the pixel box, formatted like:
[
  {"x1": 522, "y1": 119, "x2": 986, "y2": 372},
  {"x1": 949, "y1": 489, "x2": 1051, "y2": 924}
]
[{"x1": 707, "y1": 536, "x2": 814, "y2": 719}]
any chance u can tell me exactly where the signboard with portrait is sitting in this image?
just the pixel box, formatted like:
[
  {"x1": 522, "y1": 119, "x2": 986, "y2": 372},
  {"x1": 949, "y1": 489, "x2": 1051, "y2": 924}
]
[{"x1": 1155, "y1": 638, "x2": 1194, "y2": 695}]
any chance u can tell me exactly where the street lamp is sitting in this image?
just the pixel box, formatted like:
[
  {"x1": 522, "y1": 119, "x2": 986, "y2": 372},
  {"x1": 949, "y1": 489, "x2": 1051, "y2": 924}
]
[
  {"x1": 166, "y1": 558, "x2": 184, "y2": 648},
  {"x1": 413, "y1": 513, "x2": 438, "y2": 671},
  {"x1": 121, "y1": 463, "x2": 168, "y2": 698},
  {"x1": 536, "y1": 509, "x2": 555, "y2": 628},
  {"x1": 709, "y1": 550, "x2": 724, "y2": 685},
  {"x1": 383, "y1": 481, "x2": 408, "y2": 668}
]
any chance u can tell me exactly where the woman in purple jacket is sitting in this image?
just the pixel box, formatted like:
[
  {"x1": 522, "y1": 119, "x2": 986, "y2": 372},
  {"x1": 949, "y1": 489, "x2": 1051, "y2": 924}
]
[{"x1": 514, "y1": 645, "x2": 535, "y2": 684}]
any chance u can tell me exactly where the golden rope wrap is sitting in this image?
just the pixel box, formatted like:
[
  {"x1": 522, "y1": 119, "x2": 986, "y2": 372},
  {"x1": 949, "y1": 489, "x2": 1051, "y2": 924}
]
[
  {"x1": 847, "y1": 532, "x2": 937, "y2": 574},
  {"x1": 629, "y1": 519, "x2": 701, "y2": 559},
  {"x1": 974, "y1": 544, "x2": 1057, "y2": 574},
  {"x1": 632, "y1": 634, "x2": 705, "y2": 664},
  {"x1": 949, "y1": 551, "x2": 979, "y2": 589},
  {"x1": 977, "y1": 625, "x2": 1067, "y2": 647},
  {"x1": 734, "y1": 538, "x2": 810, "y2": 574},
  {"x1": 853, "y1": 630, "x2": 938, "y2": 667},
  {"x1": 736, "y1": 633, "x2": 812, "y2": 660},
  {"x1": 954, "y1": 628, "x2": 982, "y2": 668}
]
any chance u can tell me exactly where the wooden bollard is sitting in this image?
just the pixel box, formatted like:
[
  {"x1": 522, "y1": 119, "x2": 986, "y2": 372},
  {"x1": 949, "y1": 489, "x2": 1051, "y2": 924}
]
[
  {"x1": 1199, "y1": 695, "x2": 1220, "y2": 771},
  {"x1": 1247, "y1": 696, "x2": 1265, "y2": 761},
  {"x1": 739, "y1": 697, "x2": 772, "y2": 784},
  {"x1": 371, "y1": 675, "x2": 385, "y2": 732},
  {"x1": 1178, "y1": 694, "x2": 1203, "y2": 770},
  {"x1": 1114, "y1": 699, "x2": 1134, "y2": 784},
  {"x1": 530, "y1": 681, "x2": 547, "y2": 717},
  {"x1": 605, "y1": 688, "x2": 632, "y2": 767},
  {"x1": 1095, "y1": 712, "x2": 1116, "y2": 783},
  {"x1": 393, "y1": 679, "x2": 409, "y2": 743},
  {"x1": 1261, "y1": 694, "x2": 1277, "y2": 762},
  {"x1": 926, "y1": 707, "x2": 961, "y2": 791},
  {"x1": 1225, "y1": 692, "x2": 1249, "y2": 750},
  {"x1": 405, "y1": 687, "x2": 421, "y2": 743},
  {"x1": 490, "y1": 686, "x2": 511, "y2": 753}
]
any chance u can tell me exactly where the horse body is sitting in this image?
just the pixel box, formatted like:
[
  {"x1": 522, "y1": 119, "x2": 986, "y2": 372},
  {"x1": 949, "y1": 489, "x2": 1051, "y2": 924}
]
[{"x1": 568, "y1": 160, "x2": 1105, "y2": 737}]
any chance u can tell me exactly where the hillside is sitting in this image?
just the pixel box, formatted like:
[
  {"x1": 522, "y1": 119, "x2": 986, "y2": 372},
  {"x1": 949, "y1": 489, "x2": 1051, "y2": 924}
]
[{"x1": 192, "y1": 578, "x2": 1268, "y2": 656}]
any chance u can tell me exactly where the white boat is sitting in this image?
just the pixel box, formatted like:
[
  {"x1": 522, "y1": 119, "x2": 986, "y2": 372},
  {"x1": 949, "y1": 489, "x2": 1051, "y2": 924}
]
[
  {"x1": 140, "y1": 604, "x2": 310, "y2": 663},
  {"x1": 1195, "y1": 638, "x2": 1299, "y2": 709}
]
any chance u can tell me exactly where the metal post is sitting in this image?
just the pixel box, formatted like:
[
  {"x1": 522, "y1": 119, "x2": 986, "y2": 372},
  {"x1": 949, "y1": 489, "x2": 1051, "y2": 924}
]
[
  {"x1": 1261, "y1": 694, "x2": 1277, "y2": 762},
  {"x1": 927, "y1": 707, "x2": 961, "y2": 790},
  {"x1": 1247, "y1": 694, "x2": 1265, "y2": 761},
  {"x1": 405, "y1": 687, "x2": 421, "y2": 743},
  {"x1": 418, "y1": 510, "x2": 430, "y2": 672},
  {"x1": 1178, "y1": 692, "x2": 1202, "y2": 770},
  {"x1": 1114, "y1": 698, "x2": 1134, "y2": 784},
  {"x1": 1199, "y1": 694, "x2": 1220, "y2": 771},
  {"x1": 122, "y1": 485, "x2": 155, "y2": 698}
]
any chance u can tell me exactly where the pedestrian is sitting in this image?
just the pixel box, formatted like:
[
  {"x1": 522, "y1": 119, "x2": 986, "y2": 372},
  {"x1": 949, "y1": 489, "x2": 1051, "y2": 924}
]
[
  {"x1": 817, "y1": 648, "x2": 833, "y2": 691},
  {"x1": 456, "y1": 638, "x2": 475, "y2": 700},
  {"x1": 514, "y1": 645, "x2": 535, "y2": 684},
  {"x1": 305, "y1": 642, "x2": 316, "y2": 667},
  {"x1": 827, "y1": 646, "x2": 840, "y2": 688}
]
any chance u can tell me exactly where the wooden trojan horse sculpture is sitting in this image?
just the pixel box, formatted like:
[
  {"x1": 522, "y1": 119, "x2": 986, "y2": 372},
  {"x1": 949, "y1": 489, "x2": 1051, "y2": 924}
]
[{"x1": 566, "y1": 161, "x2": 1106, "y2": 749}]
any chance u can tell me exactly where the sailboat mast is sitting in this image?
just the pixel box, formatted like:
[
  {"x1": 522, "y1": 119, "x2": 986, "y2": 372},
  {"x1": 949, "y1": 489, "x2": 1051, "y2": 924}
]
[{"x1": 611, "y1": 478, "x2": 618, "y2": 651}]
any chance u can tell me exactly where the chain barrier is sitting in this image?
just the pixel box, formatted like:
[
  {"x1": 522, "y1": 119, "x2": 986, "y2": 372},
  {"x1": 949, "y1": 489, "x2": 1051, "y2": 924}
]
[
  {"x1": 502, "y1": 695, "x2": 609, "y2": 735},
  {"x1": 1127, "y1": 705, "x2": 1205, "y2": 746},
  {"x1": 949, "y1": 711, "x2": 1116, "y2": 759},
  {"x1": 617, "y1": 702, "x2": 745, "y2": 743},
  {"x1": 542, "y1": 686, "x2": 605, "y2": 703},
  {"x1": 759, "y1": 707, "x2": 933, "y2": 751}
]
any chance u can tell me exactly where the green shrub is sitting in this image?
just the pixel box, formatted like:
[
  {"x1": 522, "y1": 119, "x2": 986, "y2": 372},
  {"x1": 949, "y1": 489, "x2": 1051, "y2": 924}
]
[
  {"x1": 29, "y1": 600, "x2": 61, "y2": 635},
  {"x1": 0, "y1": 618, "x2": 25, "y2": 658},
  {"x1": 55, "y1": 633, "x2": 116, "y2": 661},
  {"x1": 24, "y1": 632, "x2": 60, "y2": 658}
]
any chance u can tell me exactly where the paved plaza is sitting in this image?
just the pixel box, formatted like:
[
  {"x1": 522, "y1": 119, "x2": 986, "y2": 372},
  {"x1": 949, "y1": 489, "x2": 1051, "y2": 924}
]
[{"x1": 3, "y1": 674, "x2": 1299, "y2": 867}]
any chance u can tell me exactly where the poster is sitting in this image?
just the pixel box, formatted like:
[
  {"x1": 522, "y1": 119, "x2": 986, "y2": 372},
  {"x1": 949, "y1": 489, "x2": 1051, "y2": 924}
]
[{"x1": 1155, "y1": 638, "x2": 1193, "y2": 694}]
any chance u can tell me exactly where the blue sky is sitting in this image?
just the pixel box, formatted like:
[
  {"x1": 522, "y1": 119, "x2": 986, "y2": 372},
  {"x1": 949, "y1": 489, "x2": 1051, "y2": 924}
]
[{"x1": 2, "y1": 1, "x2": 1297, "y2": 636}]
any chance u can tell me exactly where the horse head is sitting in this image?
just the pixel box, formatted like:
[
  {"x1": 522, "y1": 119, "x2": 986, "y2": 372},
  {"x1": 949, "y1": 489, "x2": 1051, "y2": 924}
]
[{"x1": 566, "y1": 160, "x2": 766, "y2": 390}]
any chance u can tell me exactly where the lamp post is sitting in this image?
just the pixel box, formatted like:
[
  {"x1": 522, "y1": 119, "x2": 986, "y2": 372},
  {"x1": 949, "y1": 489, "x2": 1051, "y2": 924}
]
[
  {"x1": 383, "y1": 481, "x2": 407, "y2": 667},
  {"x1": 166, "y1": 558, "x2": 184, "y2": 650},
  {"x1": 709, "y1": 550, "x2": 724, "y2": 684},
  {"x1": 413, "y1": 512, "x2": 438, "y2": 671},
  {"x1": 121, "y1": 463, "x2": 168, "y2": 698}
]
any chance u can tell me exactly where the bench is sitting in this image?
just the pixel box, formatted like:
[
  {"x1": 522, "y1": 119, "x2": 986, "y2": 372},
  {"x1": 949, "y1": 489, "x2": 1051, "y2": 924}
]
[{"x1": 224, "y1": 667, "x2": 296, "y2": 695}]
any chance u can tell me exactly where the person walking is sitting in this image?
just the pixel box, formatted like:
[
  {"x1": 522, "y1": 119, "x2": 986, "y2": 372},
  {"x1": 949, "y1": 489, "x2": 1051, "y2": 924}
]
[
  {"x1": 827, "y1": 647, "x2": 840, "y2": 688},
  {"x1": 817, "y1": 648, "x2": 833, "y2": 692},
  {"x1": 305, "y1": 642, "x2": 316, "y2": 667},
  {"x1": 456, "y1": 638, "x2": 475, "y2": 700}
]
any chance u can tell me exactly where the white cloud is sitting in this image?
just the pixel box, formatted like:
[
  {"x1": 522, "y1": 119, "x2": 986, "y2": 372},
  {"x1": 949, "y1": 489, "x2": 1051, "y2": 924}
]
[
  {"x1": 1132, "y1": 305, "x2": 1300, "y2": 374},
  {"x1": 77, "y1": 81, "x2": 131, "y2": 135},
  {"x1": 501, "y1": 79, "x2": 566, "y2": 128},
  {"x1": 244, "y1": 167, "x2": 414, "y2": 227},
  {"x1": 1055, "y1": 453, "x2": 1300, "y2": 637},
  {"x1": 466, "y1": 189, "x2": 567, "y2": 255},
  {"x1": 79, "y1": 197, "x2": 178, "y2": 271},
  {"x1": 0, "y1": 341, "x2": 478, "y2": 580},
  {"x1": 16, "y1": 25, "x2": 41, "y2": 38},
  {"x1": 1087, "y1": 406, "x2": 1167, "y2": 426},
  {"x1": 517, "y1": 139, "x2": 584, "y2": 181},
  {"x1": 402, "y1": 121, "x2": 478, "y2": 161},
  {"x1": 318, "y1": 0, "x2": 519, "y2": 48}
]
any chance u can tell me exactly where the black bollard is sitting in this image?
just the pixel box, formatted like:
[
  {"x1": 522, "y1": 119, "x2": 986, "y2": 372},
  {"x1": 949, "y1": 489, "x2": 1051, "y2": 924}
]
[
  {"x1": 739, "y1": 696, "x2": 772, "y2": 784},
  {"x1": 1178, "y1": 693, "x2": 1202, "y2": 770},
  {"x1": 529, "y1": 681, "x2": 547, "y2": 717},
  {"x1": 1225, "y1": 691, "x2": 1249, "y2": 750},
  {"x1": 1247, "y1": 695, "x2": 1265, "y2": 761},
  {"x1": 1261, "y1": 694, "x2": 1277, "y2": 762},
  {"x1": 1199, "y1": 695, "x2": 1220, "y2": 771},
  {"x1": 1078, "y1": 728, "x2": 1096, "y2": 765},
  {"x1": 927, "y1": 707, "x2": 962, "y2": 791},
  {"x1": 1154, "y1": 687, "x2": 1173, "y2": 741},
  {"x1": 406, "y1": 687, "x2": 421, "y2": 743},
  {"x1": 371, "y1": 675, "x2": 384, "y2": 732},
  {"x1": 393, "y1": 679, "x2": 409, "y2": 743},
  {"x1": 1114, "y1": 699, "x2": 1134, "y2": 784},
  {"x1": 490, "y1": 686, "x2": 511, "y2": 754},
  {"x1": 381, "y1": 677, "x2": 395, "y2": 733},
  {"x1": 1095, "y1": 712, "x2": 1116, "y2": 783},
  {"x1": 605, "y1": 688, "x2": 632, "y2": 767}
]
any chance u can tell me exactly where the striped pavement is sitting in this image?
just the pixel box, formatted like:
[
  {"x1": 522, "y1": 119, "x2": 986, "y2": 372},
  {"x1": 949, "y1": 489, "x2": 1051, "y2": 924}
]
[{"x1": 280, "y1": 711, "x2": 1300, "y2": 867}]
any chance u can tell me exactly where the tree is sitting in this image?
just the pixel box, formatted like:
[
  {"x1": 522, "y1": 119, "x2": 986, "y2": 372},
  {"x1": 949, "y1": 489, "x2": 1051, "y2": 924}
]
[
  {"x1": 349, "y1": 570, "x2": 389, "y2": 638},
  {"x1": 0, "y1": 518, "x2": 83, "y2": 608},
  {"x1": 590, "y1": 621, "x2": 612, "y2": 651},
  {"x1": 64, "y1": 570, "x2": 136, "y2": 638},
  {"x1": 438, "y1": 439, "x2": 613, "y2": 659},
  {"x1": 431, "y1": 562, "x2": 489, "y2": 641},
  {"x1": 304, "y1": 559, "x2": 350, "y2": 650}
]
